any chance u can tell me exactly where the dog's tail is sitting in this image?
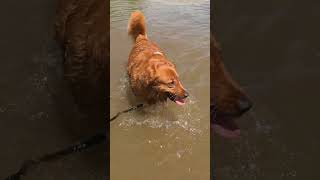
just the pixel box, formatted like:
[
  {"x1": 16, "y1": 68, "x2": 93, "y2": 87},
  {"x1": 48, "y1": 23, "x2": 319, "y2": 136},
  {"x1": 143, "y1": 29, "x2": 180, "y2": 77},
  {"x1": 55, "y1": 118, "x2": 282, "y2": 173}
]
[{"x1": 128, "y1": 10, "x2": 147, "y2": 41}]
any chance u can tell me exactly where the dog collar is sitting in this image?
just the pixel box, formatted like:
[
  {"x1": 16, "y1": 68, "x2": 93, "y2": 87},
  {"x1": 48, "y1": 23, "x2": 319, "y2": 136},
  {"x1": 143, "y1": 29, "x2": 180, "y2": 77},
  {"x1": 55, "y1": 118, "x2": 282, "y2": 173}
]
[{"x1": 153, "y1": 51, "x2": 163, "y2": 56}]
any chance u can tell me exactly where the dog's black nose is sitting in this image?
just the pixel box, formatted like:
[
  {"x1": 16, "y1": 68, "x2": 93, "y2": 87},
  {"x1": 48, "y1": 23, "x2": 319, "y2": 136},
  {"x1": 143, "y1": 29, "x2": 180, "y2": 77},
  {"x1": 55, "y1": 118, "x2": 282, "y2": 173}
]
[
  {"x1": 238, "y1": 97, "x2": 252, "y2": 113},
  {"x1": 183, "y1": 91, "x2": 189, "y2": 98}
]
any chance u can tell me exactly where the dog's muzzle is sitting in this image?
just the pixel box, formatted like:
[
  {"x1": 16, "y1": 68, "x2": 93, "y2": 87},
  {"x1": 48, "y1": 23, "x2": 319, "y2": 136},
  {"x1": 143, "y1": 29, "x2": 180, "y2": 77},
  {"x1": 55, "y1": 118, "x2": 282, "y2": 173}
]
[{"x1": 167, "y1": 91, "x2": 188, "y2": 105}]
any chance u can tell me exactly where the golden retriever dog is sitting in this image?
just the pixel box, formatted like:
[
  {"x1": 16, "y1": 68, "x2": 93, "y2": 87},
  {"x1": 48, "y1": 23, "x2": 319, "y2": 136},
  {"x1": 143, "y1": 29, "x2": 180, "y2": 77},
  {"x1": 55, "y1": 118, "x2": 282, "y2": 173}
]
[
  {"x1": 127, "y1": 11, "x2": 189, "y2": 105},
  {"x1": 54, "y1": 0, "x2": 108, "y2": 109},
  {"x1": 211, "y1": 33, "x2": 252, "y2": 138}
]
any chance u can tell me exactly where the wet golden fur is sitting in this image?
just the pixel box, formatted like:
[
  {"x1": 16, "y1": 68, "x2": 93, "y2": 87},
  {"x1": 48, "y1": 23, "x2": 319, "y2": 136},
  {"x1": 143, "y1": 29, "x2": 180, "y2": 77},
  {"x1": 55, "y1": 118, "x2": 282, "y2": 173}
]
[{"x1": 54, "y1": 0, "x2": 109, "y2": 108}]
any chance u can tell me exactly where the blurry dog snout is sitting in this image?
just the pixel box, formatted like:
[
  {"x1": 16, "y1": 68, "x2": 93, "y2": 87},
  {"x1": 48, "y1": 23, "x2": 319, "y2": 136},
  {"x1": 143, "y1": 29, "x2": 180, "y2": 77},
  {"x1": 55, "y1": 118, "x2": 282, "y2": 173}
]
[
  {"x1": 237, "y1": 97, "x2": 252, "y2": 113},
  {"x1": 183, "y1": 91, "x2": 189, "y2": 98}
]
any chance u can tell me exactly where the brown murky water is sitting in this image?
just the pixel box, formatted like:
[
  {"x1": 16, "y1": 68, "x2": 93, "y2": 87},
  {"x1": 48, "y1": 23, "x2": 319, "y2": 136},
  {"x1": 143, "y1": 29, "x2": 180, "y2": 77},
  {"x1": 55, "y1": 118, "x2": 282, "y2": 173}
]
[
  {"x1": 110, "y1": 0, "x2": 210, "y2": 179},
  {"x1": 212, "y1": 1, "x2": 320, "y2": 179}
]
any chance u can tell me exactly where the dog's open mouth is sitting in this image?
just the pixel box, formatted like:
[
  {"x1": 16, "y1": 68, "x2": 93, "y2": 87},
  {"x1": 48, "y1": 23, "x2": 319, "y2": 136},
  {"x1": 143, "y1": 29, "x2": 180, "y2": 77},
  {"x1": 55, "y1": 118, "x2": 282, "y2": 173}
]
[
  {"x1": 175, "y1": 98, "x2": 186, "y2": 105},
  {"x1": 212, "y1": 116, "x2": 241, "y2": 138},
  {"x1": 211, "y1": 104, "x2": 242, "y2": 138},
  {"x1": 167, "y1": 93, "x2": 187, "y2": 105}
]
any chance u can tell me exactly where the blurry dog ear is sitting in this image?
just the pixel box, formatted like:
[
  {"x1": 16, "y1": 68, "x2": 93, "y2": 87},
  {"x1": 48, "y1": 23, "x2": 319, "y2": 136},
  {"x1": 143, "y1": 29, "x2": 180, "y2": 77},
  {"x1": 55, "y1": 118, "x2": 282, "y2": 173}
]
[
  {"x1": 150, "y1": 76, "x2": 160, "y2": 85},
  {"x1": 152, "y1": 61, "x2": 163, "y2": 71}
]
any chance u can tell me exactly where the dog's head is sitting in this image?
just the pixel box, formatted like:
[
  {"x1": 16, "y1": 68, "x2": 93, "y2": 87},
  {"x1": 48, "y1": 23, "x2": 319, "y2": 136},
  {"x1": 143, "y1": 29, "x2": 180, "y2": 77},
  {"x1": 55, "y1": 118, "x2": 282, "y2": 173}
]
[
  {"x1": 211, "y1": 35, "x2": 252, "y2": 138},
  {"x1": 150, "y1": 61, "x2": 189, "y2": 105}
]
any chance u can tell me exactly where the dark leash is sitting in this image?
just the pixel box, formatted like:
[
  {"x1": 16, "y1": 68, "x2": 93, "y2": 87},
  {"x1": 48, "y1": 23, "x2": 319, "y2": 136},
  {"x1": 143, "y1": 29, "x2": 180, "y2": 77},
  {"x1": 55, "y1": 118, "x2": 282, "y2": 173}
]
[
  {"x1": 5, "y1": 133, "x2": 106, "y2": 180},
  {"x1": 5, "y1": 103, "x2": 144, "y2": 180},
  {"x1": 110, "y1": 103, "x2": 144, "y2": 122}
]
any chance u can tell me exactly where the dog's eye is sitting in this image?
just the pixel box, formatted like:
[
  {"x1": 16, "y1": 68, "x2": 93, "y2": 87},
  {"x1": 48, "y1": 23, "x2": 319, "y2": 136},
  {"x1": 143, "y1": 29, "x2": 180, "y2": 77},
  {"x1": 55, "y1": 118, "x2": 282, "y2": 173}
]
[{"x1": 167, "y1": 81, "x2": 175, "y2": 88}]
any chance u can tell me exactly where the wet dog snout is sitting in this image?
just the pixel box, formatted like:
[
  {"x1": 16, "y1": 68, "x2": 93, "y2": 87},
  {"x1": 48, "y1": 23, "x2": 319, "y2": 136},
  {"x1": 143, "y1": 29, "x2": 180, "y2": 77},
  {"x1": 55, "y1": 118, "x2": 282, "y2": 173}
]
[
  {"x1": 237, "y1": 97, "x2": 252, "y2": 113},
  {"x1": 183, "y1": 91, "x2": 189, "y2": 98}
]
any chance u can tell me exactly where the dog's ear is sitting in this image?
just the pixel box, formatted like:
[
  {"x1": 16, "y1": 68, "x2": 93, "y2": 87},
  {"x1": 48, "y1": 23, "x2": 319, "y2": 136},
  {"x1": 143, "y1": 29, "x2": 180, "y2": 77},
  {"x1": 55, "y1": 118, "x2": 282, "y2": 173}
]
[
  {"x1": 138, "y1": 67, "x2": 159, "y2": 88},
  {"x1": 145, "y1": 77, "x2": 160, "y2": 92},
  {"x1": 150, "y1": 76, "x2": 160, "y2": 85},
  {"x1": 151, "y1": 61, "x2": 163, "y2": 71}
]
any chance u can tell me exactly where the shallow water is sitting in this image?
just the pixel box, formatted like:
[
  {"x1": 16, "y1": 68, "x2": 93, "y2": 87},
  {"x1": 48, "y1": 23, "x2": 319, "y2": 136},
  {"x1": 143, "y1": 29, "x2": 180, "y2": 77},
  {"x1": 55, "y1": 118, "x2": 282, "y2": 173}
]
[
  {"x1": 110, "y1": 0, "x2": 210, "y2": 179},
  {"x1": 212, "y1": 1, "x2": 320, "y2": 179}
]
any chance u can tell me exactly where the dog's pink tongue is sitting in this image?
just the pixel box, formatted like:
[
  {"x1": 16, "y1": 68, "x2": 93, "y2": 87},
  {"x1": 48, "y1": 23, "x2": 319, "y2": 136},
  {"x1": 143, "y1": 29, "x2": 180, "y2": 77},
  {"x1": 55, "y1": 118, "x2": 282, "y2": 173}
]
[
  {"x1": 212, "y1": 124, "x2": 241, "y2": 139},
  {"x1": 175, "y1": 99, "x2": 186, "y2": 105}
]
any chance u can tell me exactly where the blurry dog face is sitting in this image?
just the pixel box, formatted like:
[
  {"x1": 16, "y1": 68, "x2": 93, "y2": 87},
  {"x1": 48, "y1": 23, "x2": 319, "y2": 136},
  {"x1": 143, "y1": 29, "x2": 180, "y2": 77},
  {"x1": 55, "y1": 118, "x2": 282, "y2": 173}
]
[
  {"x1": 212, "y1": 55, "x2": 251, "y2": 117},
  {"x1": 211, "y1": 35, "x2": 252, "y2": 138},
  {"x1": 152, "y1": 64, "x2": 188, "y2": 105}
]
